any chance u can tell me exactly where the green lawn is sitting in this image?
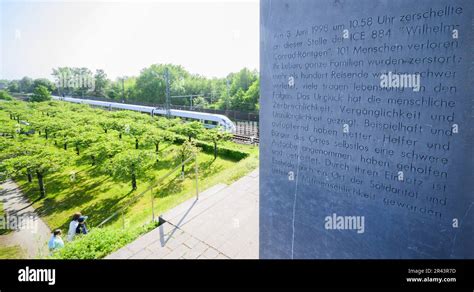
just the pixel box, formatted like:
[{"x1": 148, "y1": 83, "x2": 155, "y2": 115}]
[
  {"x1": 0, "y1": 100, "x2": 259, "y2": 258},
  {"x1": 16, "y1": 139, "x2": 258, "y2": 233},
  {"x1": 0, "y1": 245, "x2": 25, "y2": 259}
]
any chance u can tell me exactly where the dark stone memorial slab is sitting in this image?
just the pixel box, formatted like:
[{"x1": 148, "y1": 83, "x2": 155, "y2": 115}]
[{"x1": 260, "y1": 0, "x2": 473, "y2": 258}]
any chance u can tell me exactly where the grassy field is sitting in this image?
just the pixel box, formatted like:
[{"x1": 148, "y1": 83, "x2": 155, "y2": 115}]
[
  {"x1": 15, "y1": 138, "x2": 258, "y2": 233},
  {"x1": 0, "y1": 245, "x2": 25, "y2": 259},
  {"x1": 1, "y1": 100, "x2": 259, "y2": 258}
]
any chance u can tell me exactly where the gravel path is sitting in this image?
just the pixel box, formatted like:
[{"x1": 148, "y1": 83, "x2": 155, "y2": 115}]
[{"x1": 0, "y1": 179, "x2": 51, "y2": 259}]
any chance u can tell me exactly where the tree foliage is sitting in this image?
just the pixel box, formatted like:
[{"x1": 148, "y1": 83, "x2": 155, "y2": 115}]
[
  {"x1": 30, "y1": 85, "x2": 52, "y2": 102},
  {"x1": 0, "y1": 90, "x2": 13, "y2": 101}
]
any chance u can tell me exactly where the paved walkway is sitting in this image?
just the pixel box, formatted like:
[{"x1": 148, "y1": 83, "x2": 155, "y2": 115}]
[
  {"x1": 0, "y1": 179, "x2": 51, "y2": 258},
  {"x1": 106, "y1": 168, "x2": 259, "y2": 259}
]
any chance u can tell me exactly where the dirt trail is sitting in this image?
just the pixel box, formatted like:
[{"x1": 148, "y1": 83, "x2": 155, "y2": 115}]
[{"x1": 0, "y1": 179, "x2": 51, "y2": 259}]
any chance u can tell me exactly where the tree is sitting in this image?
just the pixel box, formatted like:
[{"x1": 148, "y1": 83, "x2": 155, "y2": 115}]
[
  {"x1": 2, "y1": 147, "x2": 64, "y2": 197},
  {"x1": 126, "y1": 122, "x2": 147, "y2": 149},
  {"x1": 70, "y1": 127, "x2": 100, "y2": 155},
  {"x1": 243, "y1": 79, "x2": 259, "y2": 111},
  {"x1": 52, "y1": 67, "x2": 72, "y2": 95},
  {"x1": 33, "y1": 79, "x2": 56, "y2": 93},
  {"x1": 106, "y1": 150, "x2": 155, "y2": 190},
  {"x1": 97, "y1": 117, "x2": 115, "y2": 134},
  {"x1": 0, "y1": 139, "x2": 33, "y2": 182},
  {"x1": 0, "y1": 80, "x2": 9, "y2": 90},
  {"x1": 175, "y1": 140, "x2": 198, "y2": 174},
  {"x1": 31, "y1": 149, "x2": 65, "y2": 197},
  {"x1": 0, "y1": 90, "x2": 13, "y2": 101},
  {"x1": 134, "y1": 64, "x2": 189, "y2": 103},
  {"x1": 192, "y1": 96, "x2": 209, "y2": 109},
  {"x1": 93, "y1": 69, "x2": 109, "y2": 97},
  {"x1": 19, "y1": 77, "x2": 34, "y2": 93},
  {"x1": 30, "y1": 85, "x2": 52, "y2": 102},
  {"x1": 202, "y1": 128, "x2": 232, "y2": 159},
  {"x1": 173, "y1": 121, "x2": 204, "y2": 142},
  {"x1": 7, "y1": 81, "x2": 20, "y2": 93},
  {"x1": 230, "y1": 88, "x2": 246, "y2": 110},
  {"x1": 85, "y1": 139, "x2": 124, "y2": 166},
  {"x1": 51, "y1": 67, "x2": 94, "y2": 96},
  {"x1": 30, "y1": 115, "x2": 62, "y2": 140},
  {"x1": 228, "y1": 68, "x2": 258, "y2": 97},
  {"x1": 143, "y1": 127, "x2": 175, "y2": 163}
]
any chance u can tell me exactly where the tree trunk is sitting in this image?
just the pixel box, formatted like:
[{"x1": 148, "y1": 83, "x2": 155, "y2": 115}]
[
  {"x1": 45, "y1": 129, "x2": 48, "y2": 139},
  {"x1": 188, "y1": 135, "x2": 192, "y2": 142},
  {"x1": 76, "y1": 144, "x2": 80, "y2": 155},
  {"x1": 27, "y1": 169, "x2": 32, "y2": 183},
  {"x1": 36, "y1": 171, "x2": 45, "y2": 198},
  {"x1": 131, "y1": 173, "x2": 137, "y2": 190},
  {"x1": 119, "y1": 133, "x2": 122, "y2": 139},
  {"x1": 181, "y1": 155, "x2": 185, "y2": 173},
  {"x1": 214, "y1": 142, "x2": 218, "y2": 159},
  {"x1": 64, "y1": 142, "x2": 67, "y2": 150},
  {"x1": 135, "y1": 138, "x2": 139, "y2": 149},
  {"x1": 105, "y1": 129, "x2": 108, "y2": 133},
  {"x1": 91, "y1": 155, "x2": 95, "y2": 166},
  {"x1": 155, "y1": 142, "x2": 159, "y2": 153}
]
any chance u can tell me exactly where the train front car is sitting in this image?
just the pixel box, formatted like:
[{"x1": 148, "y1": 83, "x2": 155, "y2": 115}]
[
  {"x1": 215, "y1": 115, "x2": 236, "y2": 133},
  {"x1": 168, "y1": 109, "x2": 236, "y2": 133}
]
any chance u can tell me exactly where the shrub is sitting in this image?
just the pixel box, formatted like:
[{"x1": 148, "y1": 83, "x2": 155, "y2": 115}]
[
  {"x1": 52, "y1": 221, "x2": 158, "y2": 259},
  {"x1": 172, "y1": 135, "x2": 249, "y2": 161},
  {"x1": 0, "y1": 90, "x2": 13, "y2": 101},
  {"x1": 30, "y1": 85, "x2": 51, "y2": 102}
]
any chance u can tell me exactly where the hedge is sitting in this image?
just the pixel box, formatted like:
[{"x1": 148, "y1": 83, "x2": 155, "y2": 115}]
[
  {"x1": 52, "y1": 221, "x2": 159, "y2": 259},
  {"x1": 172, "y1": 135, "x2": 249, "y2": 161}
]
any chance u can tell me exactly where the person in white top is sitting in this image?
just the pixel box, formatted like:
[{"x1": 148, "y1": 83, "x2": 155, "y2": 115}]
[{"x1": 67, "y1": 212, "x2": 82, "y2": 242}]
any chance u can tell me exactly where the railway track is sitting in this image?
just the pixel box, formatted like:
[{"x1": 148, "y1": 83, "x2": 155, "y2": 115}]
[{"x1": 233, "y1": 134, "x2": 259, "y2": 145}]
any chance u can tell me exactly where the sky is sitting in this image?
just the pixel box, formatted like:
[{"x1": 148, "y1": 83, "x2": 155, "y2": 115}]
[{"x1": 0, "y1": 0, "x2": 259, "y2": 81}]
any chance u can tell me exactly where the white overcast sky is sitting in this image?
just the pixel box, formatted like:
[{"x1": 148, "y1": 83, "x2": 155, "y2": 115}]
[{"x1": 0, "y1": 0, "x2": 259, "y2": 80}]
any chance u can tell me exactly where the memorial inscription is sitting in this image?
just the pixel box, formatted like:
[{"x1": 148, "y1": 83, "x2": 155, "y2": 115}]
[{"x1": 260, "y1": 0, "x2": 473, "y2": 258}]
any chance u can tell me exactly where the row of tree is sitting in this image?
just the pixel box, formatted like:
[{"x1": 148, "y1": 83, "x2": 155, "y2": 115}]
[
  {"x1": 0, "y1": 100, "x2": 231, "y2": 198},
  {"x1": 0, "y1": 65, "x2": 260, "y2": 112}
]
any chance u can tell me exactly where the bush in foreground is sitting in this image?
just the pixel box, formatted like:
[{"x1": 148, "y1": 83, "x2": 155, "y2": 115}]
[
  {"x1": 0, "y1": 90, "x2": 13, "y2": 101},
  {"x1": 30, "y1": 85, "x2": 51, "y2": 102},
  {"x1": 52, "y1": 221, "x2": 159, "y2": 259}
]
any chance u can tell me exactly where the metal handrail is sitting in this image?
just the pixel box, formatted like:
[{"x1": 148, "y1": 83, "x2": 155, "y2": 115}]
[{"x1": 96, "y1": 153, "x2": 198, "y2": 228}]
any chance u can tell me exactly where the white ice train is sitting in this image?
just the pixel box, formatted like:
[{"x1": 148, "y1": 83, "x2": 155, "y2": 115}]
[{"x1": 53, "y1": 96, "x2": 236, "y2": 133}]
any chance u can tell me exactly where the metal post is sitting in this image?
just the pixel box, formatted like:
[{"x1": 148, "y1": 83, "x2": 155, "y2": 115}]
[{"x1": 195, "y1": 154, "x2": 199, "y2": 199}]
